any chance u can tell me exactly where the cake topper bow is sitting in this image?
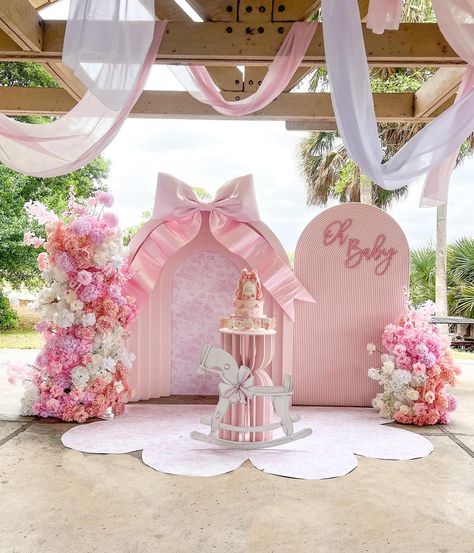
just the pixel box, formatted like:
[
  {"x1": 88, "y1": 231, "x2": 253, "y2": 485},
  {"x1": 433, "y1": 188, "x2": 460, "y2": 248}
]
[{"x1": 126, "y1": 173, "x2": 314, "y2": 320}]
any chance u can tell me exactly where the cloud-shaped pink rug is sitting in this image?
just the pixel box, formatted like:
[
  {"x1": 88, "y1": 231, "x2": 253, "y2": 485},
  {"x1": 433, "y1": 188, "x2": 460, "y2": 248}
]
[{"x1": 61, "y1": 405, "x2": 433, "y2": 480}]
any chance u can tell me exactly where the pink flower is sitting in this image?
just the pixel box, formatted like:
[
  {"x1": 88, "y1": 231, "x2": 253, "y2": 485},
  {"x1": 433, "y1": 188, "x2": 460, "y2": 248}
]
[
  {"x1": 102, "y1": 212, "x2": 119, "y2": 228},
  {"x1": 96, "y1": 315, "x2": 115, "y2": 333},
  {"x1": 95, "y1": 191, "x2": 114, "y2": 207},
  {"x1": 392, "y1": 344, "x2": 406, "y2": 356},
  {"x1": 77, "y1": 270, "x2": 93, "y2": 286},
  {"x1": 24, "y1": 232, "x2": 45, "y2": 248},
  {"x1": 412, "y1": 362, "x2": 426, "y2": 376},
  {"x1": 24, "y1": 200, "x2": 58, "y2": 224},
  {"x1": 37, "y1": 252, "x2": 49, "y2": 271}
]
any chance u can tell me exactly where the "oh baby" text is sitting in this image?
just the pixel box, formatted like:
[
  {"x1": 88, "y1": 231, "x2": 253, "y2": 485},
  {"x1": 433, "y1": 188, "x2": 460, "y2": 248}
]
[{"x1": 323, "y1": 218, "x2": 397, "y2": 276}]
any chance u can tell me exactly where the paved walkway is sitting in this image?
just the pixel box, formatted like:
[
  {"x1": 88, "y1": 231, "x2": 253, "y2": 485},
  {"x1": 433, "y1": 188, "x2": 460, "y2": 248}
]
[{"x1": 0, "y1": 349, "x2": 473, "y2": 552}]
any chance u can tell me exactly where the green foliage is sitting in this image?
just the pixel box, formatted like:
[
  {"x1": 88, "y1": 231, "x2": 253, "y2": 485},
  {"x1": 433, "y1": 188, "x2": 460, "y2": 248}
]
[
  {"x1": 0, "y1": 62, "x2": 110, "y2": 290},
  {"x1": 123, "y1": 210, "x2": 151, "y2": 246},
  {"x1": 0, "y1": 291, "x2": 18, "y2": 330},
  {"x1": 193, "y1": 186, "x2": 212, "y2": 200},
  {"x1": 410, "y1": 239, "x2": 474, "y2": 318},
  {"x1": 0, "y1": 157, "x2": 110, "y2": 289}
]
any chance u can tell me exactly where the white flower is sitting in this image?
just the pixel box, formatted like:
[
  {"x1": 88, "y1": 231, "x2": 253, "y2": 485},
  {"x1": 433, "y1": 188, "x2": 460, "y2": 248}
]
[
  {"x1": 102, "y1": 356, "x2": 116, "y2": 372},
  {"x1": 38, "y1": 288, "x2": 56, "y2": 304},
  {"x1": 52, "y1": 267, "x2": 67, "y2": 283},
  {"x1": 70, "y1": 299, "x2": 84, "y2": 312},
  {"x1": 71, "y1": 365, "x2": 90, "y2": 391},
  {"x1": 399, "y1": 404, "x2": 411, "y2": 415},
  {"x1": 82, "y1": 312, "x2": 96, "y2": 327},
  {"x1": 114, "y1": 381, "x2": 124, "y2": 394},
  {"x1": 111, "y1": 255, "x2": 123, "y2": 269},
  {"x1": 405, "y1": 388, "x2": 420, "y2": 401},
  {"x1": 382, "y1": 360, "x2": 394, "y2": 375},
  {"x1": 424, "y1": 391, "x2": 435, "y2": 404},
  {"x1": 366, "y1": 343, "x2": 377, "y2": 355},
  {"x1": 56, "y1": 310, "x2": 75, "y2": 328},
  {"x1": 368, "y1": 367, "x2": 381, "y2": 381}
]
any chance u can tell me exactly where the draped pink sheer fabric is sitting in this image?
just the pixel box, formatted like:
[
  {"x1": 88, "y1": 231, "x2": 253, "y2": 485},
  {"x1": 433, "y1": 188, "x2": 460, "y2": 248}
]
[
  {"x1": 0, "y1": 4, "x2": 165, "y2": 177},
  {"x1": 169, "y1": 22, "x2": 317, "y2": 116},
  {"x1": 366, "y1": 0, "x2": 402, "y2": 33},
  {"x1": 321, "y1": 0, "x2": 474, "y2": 201},
  {"x1": 126, "y1": 173, "x2": 315, "y2": 320}
]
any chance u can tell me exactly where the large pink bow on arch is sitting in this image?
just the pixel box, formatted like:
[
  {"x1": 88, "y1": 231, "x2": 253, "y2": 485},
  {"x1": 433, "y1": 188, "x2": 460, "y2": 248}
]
[{"x1": 126, "y1": 173, "x2": 314, "y2": 320}]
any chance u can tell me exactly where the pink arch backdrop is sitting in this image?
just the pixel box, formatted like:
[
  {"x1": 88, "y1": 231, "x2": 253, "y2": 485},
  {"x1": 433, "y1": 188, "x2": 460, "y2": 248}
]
[
  {"x1": 293, "y1": 203, "x2": 410, "y2": 407},
  {"x1": 128, "y1": 212, "x2": 294, "y2": 400}
]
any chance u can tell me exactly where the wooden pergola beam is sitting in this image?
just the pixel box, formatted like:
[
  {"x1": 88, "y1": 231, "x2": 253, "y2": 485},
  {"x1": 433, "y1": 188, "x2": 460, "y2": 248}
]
[
  {"x1": 0, "y1": 0, "x2": 43, "y2": 52},
  {"x1": 0, "y1": 87, "x2": 432, "y2": 122},
  {"x1": 286, "y1": 120, "x2": 338, "y2": 132},
  {"x1": 414, "y1": 67, "x2": 465, "y2": 118},
  {"x1": 0, "y1": 22, "x2": 459, "y2": 67}
]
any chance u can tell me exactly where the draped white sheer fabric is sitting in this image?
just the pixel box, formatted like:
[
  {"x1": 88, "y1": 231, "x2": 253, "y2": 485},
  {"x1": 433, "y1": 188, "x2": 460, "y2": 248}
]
[
  {"x1": 321, "y1": 0, "x2": 474, "y2": 196},
  {"x1": 63, "y1": 0, "x2": 155, "y2": 111},
  {"x1": 0, "y1": 1, "x2": 163, "y2": 177},
  {"x1": 169, "y1": 22, "x2": 317, "y2": 117}
]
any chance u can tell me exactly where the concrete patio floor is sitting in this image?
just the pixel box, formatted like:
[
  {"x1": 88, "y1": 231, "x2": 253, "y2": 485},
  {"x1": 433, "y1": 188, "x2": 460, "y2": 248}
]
[{"x1": 0, "y1": 349, "x2": 473, "y2": 553}]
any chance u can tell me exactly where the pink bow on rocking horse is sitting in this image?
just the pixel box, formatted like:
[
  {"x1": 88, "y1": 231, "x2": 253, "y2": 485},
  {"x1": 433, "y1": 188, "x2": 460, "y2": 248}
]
[{"x1": 219, "y1": 366, "x2": 255, "y2": 405}]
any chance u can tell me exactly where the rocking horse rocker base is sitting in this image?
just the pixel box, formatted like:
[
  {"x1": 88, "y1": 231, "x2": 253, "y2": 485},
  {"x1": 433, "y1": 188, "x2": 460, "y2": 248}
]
[{"x1": 191, "y1": 345, "x2": 312, "y2": 449}]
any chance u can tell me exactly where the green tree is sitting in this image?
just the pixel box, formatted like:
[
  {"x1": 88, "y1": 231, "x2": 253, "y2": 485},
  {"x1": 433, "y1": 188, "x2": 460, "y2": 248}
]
[
  {"x1": 0, "y1": 62, "x2": 110, "y2": 329},
  {"x1": 410, "y1": 238, "x2": 474, "y2": 318}
]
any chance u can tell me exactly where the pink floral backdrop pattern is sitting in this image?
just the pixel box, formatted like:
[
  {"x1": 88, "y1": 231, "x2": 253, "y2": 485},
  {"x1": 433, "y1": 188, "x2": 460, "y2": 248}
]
[{"x1": 170, "y1": 251, "x2": 240, "y2": 395}]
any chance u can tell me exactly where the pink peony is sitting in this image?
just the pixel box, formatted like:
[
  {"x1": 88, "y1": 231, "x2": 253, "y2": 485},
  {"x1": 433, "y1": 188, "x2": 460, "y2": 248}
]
[{"x1": 96, "y1": 315, "x2": 115, "y2": 334}]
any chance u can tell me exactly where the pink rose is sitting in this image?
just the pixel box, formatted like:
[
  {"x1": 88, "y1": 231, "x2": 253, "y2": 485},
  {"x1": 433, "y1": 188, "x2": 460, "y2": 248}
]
[
  {"x1": 96, "y1": 315, "x2": 115, "y2": 333},
  {"x1": 412, "y1": 362, "x2": 426, "y2": 376}
]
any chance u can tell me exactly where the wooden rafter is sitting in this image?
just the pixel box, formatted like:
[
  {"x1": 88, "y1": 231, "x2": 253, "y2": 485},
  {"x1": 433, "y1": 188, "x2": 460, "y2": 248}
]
[
  {"x1": 1, "y1": 0, "x2": 86, "y2": 102},
  {"x1": 414, "y1": 67, "x2": 465, "y2": 118},
  {"x1": 0, "y1": 22, "x2": 459, "y2": 67},
  {"x1": 0, "y1": 87, "x2": 431, "y2": 123}
]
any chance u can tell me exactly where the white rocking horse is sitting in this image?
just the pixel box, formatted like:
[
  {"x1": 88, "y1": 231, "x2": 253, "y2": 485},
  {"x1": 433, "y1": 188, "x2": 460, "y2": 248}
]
[{"x1": 190, "y1": 345, "x2": 312, "y2": 449}]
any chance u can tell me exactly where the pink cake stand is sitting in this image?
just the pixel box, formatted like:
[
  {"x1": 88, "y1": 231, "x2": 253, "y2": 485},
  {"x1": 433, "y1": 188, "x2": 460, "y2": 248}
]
[{"x1": 219, "y1": 328, "x2": 276, "y2": 442}]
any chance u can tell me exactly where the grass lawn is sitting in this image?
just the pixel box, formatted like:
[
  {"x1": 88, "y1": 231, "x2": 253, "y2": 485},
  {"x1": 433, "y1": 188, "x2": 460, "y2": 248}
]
[{"x1": 0, "y1": 305, "x2": 44, "y2": 349}]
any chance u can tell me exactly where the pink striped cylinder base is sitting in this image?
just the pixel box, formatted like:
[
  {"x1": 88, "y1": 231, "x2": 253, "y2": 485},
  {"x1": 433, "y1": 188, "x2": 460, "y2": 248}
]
[{"x1": 220, "y1": 331, "x2": 275, "y2": 442}]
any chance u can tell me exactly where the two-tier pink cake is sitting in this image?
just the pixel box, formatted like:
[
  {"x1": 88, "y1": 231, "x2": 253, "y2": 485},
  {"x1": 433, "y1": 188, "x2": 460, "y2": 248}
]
[{"x1": 220, "y1": 269, "x2": 276, "y2": 333}]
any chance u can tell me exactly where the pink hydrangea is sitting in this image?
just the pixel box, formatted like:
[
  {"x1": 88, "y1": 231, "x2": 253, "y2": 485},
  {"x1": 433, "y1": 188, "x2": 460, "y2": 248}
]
[{"x1": 102, "y1": 212, "x2": 119, "y2": 228}]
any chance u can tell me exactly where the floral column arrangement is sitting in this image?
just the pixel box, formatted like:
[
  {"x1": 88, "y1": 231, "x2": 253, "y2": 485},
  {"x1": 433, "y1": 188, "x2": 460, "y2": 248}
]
[
  {"x1": 18, "y1": 191, "x2": 138, "y2": 422},
  {"x1": 367, "y1": 301, "x2": 461, "y2": 426}
]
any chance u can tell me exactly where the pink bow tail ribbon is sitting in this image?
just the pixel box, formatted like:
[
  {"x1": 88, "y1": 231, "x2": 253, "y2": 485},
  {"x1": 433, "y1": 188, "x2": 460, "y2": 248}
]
[{"x1": 125, "y1": 173, "x2": 314, "y2": 320}]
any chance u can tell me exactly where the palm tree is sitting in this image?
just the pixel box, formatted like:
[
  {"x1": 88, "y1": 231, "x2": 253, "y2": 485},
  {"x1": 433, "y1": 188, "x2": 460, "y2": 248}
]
[
  {"x1": 299, "y1": 0, "x2": 473, "y2": 316},
  {"x1": 410, "y1": 238, "x2": 474, "y2": 319}
]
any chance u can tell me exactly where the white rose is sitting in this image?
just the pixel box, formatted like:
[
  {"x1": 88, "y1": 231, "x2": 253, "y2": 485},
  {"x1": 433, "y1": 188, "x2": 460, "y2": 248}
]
[
  {"x1": 114, "y1": 381, "x2": 124, "y2": 394},
  {"x1": 406, "y1": 388, "x2": 420, "y2": 401},
  {"x1": 424, "y1": 391, "x2": 435, "y2": 404},
  {"x1": 399, "y1": 404, "x2": 411, "y2": 415}
]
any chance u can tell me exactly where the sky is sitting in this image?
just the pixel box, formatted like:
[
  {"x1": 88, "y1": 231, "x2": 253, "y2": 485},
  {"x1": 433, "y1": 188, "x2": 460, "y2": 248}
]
[{"x1": 40, "y1": 1, "x2": 473, "y2": 253}]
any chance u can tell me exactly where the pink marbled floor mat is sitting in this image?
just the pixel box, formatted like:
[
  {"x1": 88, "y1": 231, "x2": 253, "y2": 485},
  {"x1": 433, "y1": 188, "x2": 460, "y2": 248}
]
[{"x1": 61, "y1": 405, "x2": 433, "y2": 480}]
